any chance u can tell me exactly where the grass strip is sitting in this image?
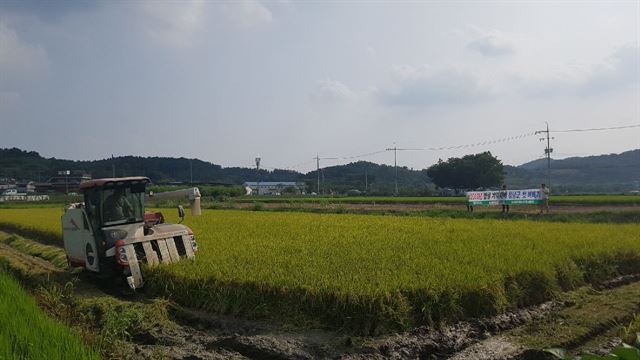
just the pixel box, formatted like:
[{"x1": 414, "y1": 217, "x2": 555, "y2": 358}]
[{"x1": 0, "y1": 267, "x2": 99, "y2": 360}]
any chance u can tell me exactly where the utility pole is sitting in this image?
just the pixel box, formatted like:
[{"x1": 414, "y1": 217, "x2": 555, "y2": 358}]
[
  {"x1": 189, "y1": 159, "x2": 193, "y2": 184},
  {"x1": 535, "y1": 122, "x2": 554, "y2": 191},
  {"x1": 111, "y1": 155, "x2": 116, "y2": 177},
  {"x1": 315, "y1": 154, "x2": 320, "y2": 194},
  {"x1": 364, "y1": 167, "x2": 368, "y2": 192},
  {"x1": 384, "y1": 145, "x2": 423, "y2": 196},
  {"x1": 312, "y1": 154, "x2": 338, "y2": 195},
  {"x1": 385, "y1": 144, "x2": 399, "y2": 196},
  {"x1": 255, "y1": 157, "x2": 261, "y2": 196},
  {"x1": 59, "y1": 170, "x2": 70, "y2": 195}
]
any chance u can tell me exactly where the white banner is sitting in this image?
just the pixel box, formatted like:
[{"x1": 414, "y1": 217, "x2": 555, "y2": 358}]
[
  {"x1": 0, "y1": 195, "x2": 50, "y2": 202},
  {"x1": 466, "y1": 189, "x2": 545, "y2": 206}
]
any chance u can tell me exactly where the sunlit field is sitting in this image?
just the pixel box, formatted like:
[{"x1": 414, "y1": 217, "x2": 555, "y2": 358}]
[{"x1": 1, "y1": 208, "x2": 638, "y2": 333}]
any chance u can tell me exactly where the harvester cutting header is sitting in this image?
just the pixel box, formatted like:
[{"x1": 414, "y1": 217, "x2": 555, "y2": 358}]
[{"x1": 62, "y1": 177, "x2": 200, "y2": 289}]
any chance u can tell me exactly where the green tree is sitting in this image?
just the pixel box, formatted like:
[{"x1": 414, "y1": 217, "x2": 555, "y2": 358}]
[
  {"x1": 281, "y1": 186, "x2": 299, "y2": 195},
  {"x1": 426, "y1": 152, "x2": 504, "y2": 191}
]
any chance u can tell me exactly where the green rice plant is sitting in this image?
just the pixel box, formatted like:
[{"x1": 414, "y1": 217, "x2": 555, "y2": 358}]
[
  {"x1": 0, "y1": 269, "x2": 99, "y2": 360},
  {"x1": 0, "y1": 233, "x2": 68, "y2": 269},
  {"x1": 621, "y1": 315, "x2": 640, "y2": 345},
  {"x1": 545, "y1": 337, "x2": 640, "y2": 359}
]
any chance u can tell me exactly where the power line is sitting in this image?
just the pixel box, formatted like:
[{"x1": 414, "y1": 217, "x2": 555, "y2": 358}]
[
  {"x1": 313, "y1": 154, "x2": 340, "y2": 194},
  {"x1": 284, "y1": 159, "x2": 316, "y2": 170},
  {"x1": 551, "y1": 124, "x2": 640, "y2": 133},
  {"x1": 385, "y1": 145, "x2": 424, "y2": 195},
  {"x1": 310, "y1": 151, "x2": 390, "y2": 194},
  {"x1": 535, "y1": 122, "x2": 554, "y2": 190},
  {"x1": 339, "y1": 149, "x2": 388, "y2": 160},
  {"x1": 281, "y1": 131, "x2": 538, "y2": 172},
  {"x1": 271, "y1": 123, "x2": 638, "y2": 172},
  {"x1": 423, "y1": 132, "x2": 538, "y2": 151}
]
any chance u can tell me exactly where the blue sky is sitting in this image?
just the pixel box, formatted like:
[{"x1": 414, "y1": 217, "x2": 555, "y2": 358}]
[{"x1": 1, "y1": 0, "x2": 638, "y2": 172}]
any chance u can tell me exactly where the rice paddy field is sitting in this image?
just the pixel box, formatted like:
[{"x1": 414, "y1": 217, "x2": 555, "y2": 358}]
[
  {"x1": 1, "y1": 207, "x2": 639, "y2": 334},
  {"x1": 238, "y1": 194, "x2": 640, "y2": 205},
  {"x1": 0, "y1": 268, "x2": 99, "y2": 359}
]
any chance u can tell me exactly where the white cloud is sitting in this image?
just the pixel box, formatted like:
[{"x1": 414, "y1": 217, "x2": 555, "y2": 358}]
[
  {"x1": 311, "y1": 79, "x2": 358, "y2": 103},
  {"x1": 466, "y1": 26, "x2": 516, "y2": 56},
  {"x1": 220, "y1": 0, "x2": 273, "y2": 29},
  {"x1": 467, "y1": 33, "x2": 515, "y2": 56},
  {"x1": 584, "y1": 44, "x2": 639, "y2": 93},
  {"x1": 379, "y1": 64, "x2": 492, "y2": 107},
  {"x1": 0, "y1": 21, "x2": 47, "y2": 109},
  {"x1": 140, "y1": 0, "x2": 206, "y2": 47},
  {"x1": 515, "y1": 44, "x2": 640, "y2": 97},
  {"x1": 312, "y1": 43, "x2": 637, "y2": 111},
  {"x1": 138, "y1": 0, "x2": 272, "y2": 47},
  {"x1": 0, "y1": 22, "x2": 47, "y2": 80}
]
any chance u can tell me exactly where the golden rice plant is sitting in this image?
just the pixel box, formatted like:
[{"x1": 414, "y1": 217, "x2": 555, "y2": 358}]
[{"x1": 2, "y1": 208, "x2": 639, "y2": 334}]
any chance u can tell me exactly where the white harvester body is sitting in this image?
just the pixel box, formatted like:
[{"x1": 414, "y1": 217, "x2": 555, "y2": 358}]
[{"x1": 61, "y1": 177, "x2": 200, "y2": 289}]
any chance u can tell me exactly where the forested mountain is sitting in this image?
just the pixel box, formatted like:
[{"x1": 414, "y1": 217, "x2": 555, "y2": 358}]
[
  {"x1": 0, "y1": 148, "x2": 430, "y2": 194},
  {"x1": 1, "y1": 147, "x2": 638, "y2": 193},
  {"x1": 0, "y1": 148, "x2": 300, "y2": 184},
  {"x1": 505, "y1": 149, "x2": 640, "y2": 192},
  {"x1": 303, "y1": 161, "x2": 432, "y2": 195}
]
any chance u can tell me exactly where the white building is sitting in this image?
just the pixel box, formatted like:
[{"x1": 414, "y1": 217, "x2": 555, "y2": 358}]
[
  {"x1": 0, "y1": 179, "x2": 16, "y2": 191},
  {"x1": 243, "y1": 181, "x2": 305, "y2": 196}
]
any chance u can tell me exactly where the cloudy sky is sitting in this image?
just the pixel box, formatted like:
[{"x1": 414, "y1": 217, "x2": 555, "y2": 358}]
[{"x1": 1, "y1": 0, "x2": 638, "y2": 172}]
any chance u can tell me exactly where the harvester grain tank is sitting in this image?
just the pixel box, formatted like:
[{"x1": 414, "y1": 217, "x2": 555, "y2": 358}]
[{"x1": 62, "y1": 177, "x2": 200, "y2": 289}]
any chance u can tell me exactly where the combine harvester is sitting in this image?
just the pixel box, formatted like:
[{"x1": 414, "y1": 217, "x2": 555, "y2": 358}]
[{"x1": 62, "y1": 177, "x2": 200, "y2": 289}]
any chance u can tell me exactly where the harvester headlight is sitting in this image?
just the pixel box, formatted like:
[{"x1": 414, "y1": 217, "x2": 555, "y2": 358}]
[
  {"x1": 190, "y1": 235, "x2": 198, "y2": 252},
  {"x1": 104, "y1": 230, "x2": 128, "y2": 248},
  {"x1": 115, "y1": 239, "x2": 129, "y2": 266},
  {"x1": 118, "y1": 247, "x2": 128, "y2": 262}
]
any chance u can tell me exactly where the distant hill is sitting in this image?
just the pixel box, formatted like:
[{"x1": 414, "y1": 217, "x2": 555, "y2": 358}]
[
  {"x1": 1, "y1": 147, "x2": 638, "y2": 194},
  {"x1": 506, "y1": 149, "x2": 640, "y2": 193},
  {"x1": 0, "y1": 148, "x2": 430, "y2": 194},
  {"x1": 0, "y1": 148, "x2": 301, "y2": 184},
  {"x1": 302, "y1": 161, "x2": 432, "y2": 195}
]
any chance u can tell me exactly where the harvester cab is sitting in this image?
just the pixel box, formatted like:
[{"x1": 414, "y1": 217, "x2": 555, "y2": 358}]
[{"x1": 62, "y1": 177, "x2": 200, "y2": 289}]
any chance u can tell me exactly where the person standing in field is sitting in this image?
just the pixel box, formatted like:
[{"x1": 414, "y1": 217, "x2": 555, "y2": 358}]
[
  {"x1": 501, "y1": 184, "x2": 510, "y2": 214},
  {"x1": 539, "y1": 183, "x2": 550, "y2": 214}
]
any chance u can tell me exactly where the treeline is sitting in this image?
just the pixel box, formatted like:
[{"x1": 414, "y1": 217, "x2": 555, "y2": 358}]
[
  {"x1": 0, "y1": 148, "x2": 300, "y2": 184},
  {"x1": 1, "y1": 147, "x2": 638, "y2": 195},
  {"x1": 505, "y1": 149, "x2": 640, "y2": 191},
  {"x1": 0, "y1": 148, "x2": 434, "y2": 195},
  {"x1": 302, "y1": 161, "x2": 433, "y2": 195},
  {"x1": 148, "y1": 185, "x2": 245, "y2": 200}
]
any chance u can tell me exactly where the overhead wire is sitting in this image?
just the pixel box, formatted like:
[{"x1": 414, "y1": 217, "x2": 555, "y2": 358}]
[
  {"x1": 269, "y1": 123, "x2": 638, "y2": 171},
  {"x1": 551, "y1": 124, "x2": 640, "y2": 133},
  {"x1": 379, "y1": 132, "x2": 539, "y2": 152}
]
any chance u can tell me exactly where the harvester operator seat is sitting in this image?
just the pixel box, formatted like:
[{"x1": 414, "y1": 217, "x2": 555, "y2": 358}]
[{"x1": 103, "y1": 188, "x2": 134, "y2": 222}]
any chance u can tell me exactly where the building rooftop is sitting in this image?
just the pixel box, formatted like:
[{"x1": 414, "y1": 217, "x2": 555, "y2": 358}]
[{"x1": 243, "y1": 181, "x2": 300, "y2": 186}]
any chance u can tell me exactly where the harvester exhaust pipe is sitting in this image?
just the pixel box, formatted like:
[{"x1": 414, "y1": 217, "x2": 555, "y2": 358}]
[
  {"x1": 191, "y1": 197, "x2": 201, "y2": 216},
  {"x1": 148, "y1": 187, "x2": 202, "y2": 216}
]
